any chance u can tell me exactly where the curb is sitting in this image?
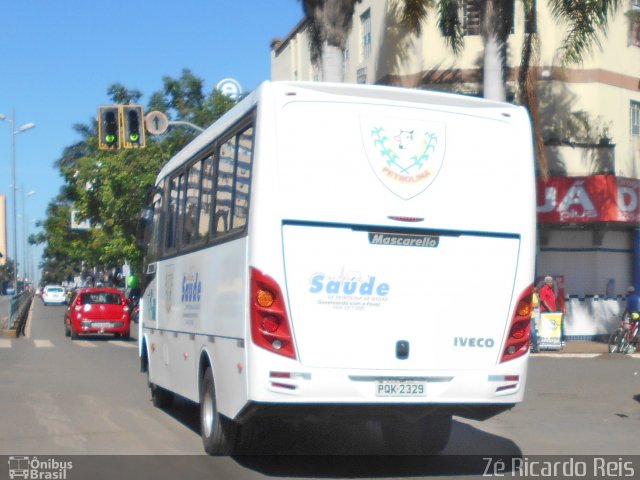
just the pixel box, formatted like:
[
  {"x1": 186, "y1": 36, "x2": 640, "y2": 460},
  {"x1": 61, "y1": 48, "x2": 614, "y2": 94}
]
[
  {"x1": 532, "y1": 352, "x2": 640, "y2": 359},
  {"x1": 0, "y1": 328, "x2": 18, "y2": 338},
  {"x1": 24, "y1": 301, "x2": 33, "y2": 338}
]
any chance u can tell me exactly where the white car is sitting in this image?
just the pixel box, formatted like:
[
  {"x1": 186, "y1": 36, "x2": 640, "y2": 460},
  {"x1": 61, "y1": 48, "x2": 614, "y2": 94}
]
[{"x1": 42, "y1": 285, "x2": 67, "y2": 305}]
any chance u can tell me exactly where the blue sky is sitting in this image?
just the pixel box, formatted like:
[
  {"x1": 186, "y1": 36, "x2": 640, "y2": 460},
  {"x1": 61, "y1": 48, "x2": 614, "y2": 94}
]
[{"x1": 0, "y1": 0, "x2": 304, "y2": 280}]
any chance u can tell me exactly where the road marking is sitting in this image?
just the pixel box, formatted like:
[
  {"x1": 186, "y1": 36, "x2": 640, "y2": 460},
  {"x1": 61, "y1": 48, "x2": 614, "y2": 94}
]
[
  {"x1": 0, "y1": 339, "x2": 11, "y2": 348},
  {"x1": 33, "y1": 339, "x2": 54, "y2": 348},
  {"x1": 73, "y1": 340, "x2": 97, "y2": 348},
  {"x1": 106, "y1": 340, "x2": 137, "y2": 348}
]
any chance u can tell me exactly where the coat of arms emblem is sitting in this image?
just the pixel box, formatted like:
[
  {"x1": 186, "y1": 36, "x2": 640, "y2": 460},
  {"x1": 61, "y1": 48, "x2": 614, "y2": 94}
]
[{"x1": 361, "y1": 116, "x2": 446, "y2": 199}]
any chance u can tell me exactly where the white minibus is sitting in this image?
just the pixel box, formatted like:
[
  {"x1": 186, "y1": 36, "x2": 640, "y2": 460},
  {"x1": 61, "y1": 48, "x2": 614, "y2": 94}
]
[{"x1": 138, "y1": 81, "x2": 536, "y2": 455}]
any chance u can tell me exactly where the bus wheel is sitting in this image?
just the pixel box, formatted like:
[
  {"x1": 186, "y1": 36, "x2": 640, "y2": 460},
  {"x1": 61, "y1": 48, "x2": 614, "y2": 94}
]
[
  {"x1": 200, "y1": 367, "x2": 237, "y2": 455},
  {"x1": 381, "y1": 413, "x2": 452, "y2": 454}
]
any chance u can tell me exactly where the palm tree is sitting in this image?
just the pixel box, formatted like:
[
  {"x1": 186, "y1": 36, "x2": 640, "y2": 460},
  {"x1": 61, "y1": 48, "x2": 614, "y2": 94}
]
[
  {"x1": 301, "y1": 0, "x2": 464, "y2": 82},
  {"x1": 550, "y1": 0, "x2": 623, "y2": 67},
  {"x1": 517, "y1": 0, "x2": 622, "y2": 177},
  {"x1": 302, "y1": 0, "x2": 359, "y2": 82}
]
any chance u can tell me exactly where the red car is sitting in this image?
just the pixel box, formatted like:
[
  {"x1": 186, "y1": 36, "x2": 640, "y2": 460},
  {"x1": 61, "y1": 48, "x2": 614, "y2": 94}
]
[{"x1": 64, "y1": 287, "x2": 131, "y2": 340}]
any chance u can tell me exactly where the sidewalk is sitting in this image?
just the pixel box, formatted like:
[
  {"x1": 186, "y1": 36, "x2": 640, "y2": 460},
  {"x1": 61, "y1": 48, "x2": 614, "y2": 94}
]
[
  {"x1": 533, "y1": 339, "x2": 631, "y2": 356},
  {"x1": 550, "y1": 340, "x2": 609, "y2": 354}
]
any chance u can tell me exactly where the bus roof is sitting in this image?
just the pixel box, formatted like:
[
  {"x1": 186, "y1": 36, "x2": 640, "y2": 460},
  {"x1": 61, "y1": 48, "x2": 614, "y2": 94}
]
[{"x1": 156, "y1": 81, "x2": 522, "y2": 182}]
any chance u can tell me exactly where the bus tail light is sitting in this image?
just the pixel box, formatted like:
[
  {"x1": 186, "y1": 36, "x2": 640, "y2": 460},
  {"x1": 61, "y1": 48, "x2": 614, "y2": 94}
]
[
  {"x1": 250, "y1": 268, "x2": 296, "y2": 359},
  {"x1": 500, "y1": 284, "x2": 534, "y2": 363}
]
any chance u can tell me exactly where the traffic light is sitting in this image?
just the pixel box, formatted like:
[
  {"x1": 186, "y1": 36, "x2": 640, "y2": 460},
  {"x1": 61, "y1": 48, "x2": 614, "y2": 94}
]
[
  {"x1": 98, "y1": 106, "x2": 121, "y2": 150},
  {"x1": 97, "y1": 105, "x2": 146, "y2": 150},
  {"x1": 122, "y1": 105, "x2": 146, "y2": 149}
]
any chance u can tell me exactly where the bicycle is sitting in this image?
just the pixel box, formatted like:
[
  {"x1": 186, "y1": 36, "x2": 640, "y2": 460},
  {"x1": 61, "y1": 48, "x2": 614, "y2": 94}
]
[{"x1": 608, "y1": 312, "x2": 639, "y2": 354}]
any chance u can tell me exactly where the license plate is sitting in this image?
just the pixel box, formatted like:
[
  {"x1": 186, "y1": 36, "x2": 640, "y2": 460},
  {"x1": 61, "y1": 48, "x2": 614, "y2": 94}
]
[
  {"x1": 92, "y1": 322, "x2": 114, "y2": 329},
  {"x1": 375, "y1": 380, "x2": 426, "y2": 397}
]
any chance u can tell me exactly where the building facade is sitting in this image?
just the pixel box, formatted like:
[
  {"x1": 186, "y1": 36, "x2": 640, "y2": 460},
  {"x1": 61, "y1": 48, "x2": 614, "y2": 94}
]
[{"x1": 271, "y1": 0, "x2": 640, "y2": 338}]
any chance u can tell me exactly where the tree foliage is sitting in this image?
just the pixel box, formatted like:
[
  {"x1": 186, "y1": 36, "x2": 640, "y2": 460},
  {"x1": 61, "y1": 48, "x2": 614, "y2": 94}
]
[
  {"x1": 549, "y1": 0, "x2": 622, "y2": 66},
  {"x1": 34, "y1": 70, "x2": 236, "y2": 284},
  {"x1": 0, "y1": 258, "x2": 16, "y2": 285}
]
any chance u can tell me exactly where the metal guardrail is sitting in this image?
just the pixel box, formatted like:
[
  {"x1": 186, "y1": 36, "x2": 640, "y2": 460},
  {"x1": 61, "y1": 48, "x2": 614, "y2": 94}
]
[{"x1": 8, "y1": 291, "x2": 33, "y2": 336}]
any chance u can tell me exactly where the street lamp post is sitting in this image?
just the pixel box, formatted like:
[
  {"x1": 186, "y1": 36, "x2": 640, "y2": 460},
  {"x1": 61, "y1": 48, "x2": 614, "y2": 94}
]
[
  {"x1": 0, "y1": 111, "x2": 35, "y2": 294},
  {"x1": 21, "y1": 188, "x2": 36, "y2": 283}
]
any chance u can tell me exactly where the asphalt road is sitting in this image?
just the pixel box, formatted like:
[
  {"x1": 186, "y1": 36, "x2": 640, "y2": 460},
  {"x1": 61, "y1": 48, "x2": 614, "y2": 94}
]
[{"x1": 0, "y1": 299, "x2": 638, "y2": 480}]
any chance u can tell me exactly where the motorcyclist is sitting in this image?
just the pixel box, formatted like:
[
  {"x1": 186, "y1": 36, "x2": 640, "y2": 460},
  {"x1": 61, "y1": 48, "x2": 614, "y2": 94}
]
[{"x1": 126, "y1": 274, "x2": 141, "y2": 322}]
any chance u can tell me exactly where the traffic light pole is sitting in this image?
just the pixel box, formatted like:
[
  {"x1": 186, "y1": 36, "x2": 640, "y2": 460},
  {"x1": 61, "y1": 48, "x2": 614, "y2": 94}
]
[
  {"x1": 168, "y1": 120, "x2": 204, "y2": 133},
  {"x1": 144, "y1": 111, "x2": 205, "y2": 137}
]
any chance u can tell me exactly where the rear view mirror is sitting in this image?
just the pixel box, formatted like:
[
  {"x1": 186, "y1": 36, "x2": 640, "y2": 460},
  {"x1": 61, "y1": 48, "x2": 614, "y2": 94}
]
[{"x1": 136, "y1": 208, "x2": 154, "y2": 248}]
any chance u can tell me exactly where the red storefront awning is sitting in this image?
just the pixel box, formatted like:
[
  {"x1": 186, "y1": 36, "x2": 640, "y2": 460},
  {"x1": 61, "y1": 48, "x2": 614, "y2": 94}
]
[{"x1": 537, "y1": 175, "x2": 640, "y2": 224}]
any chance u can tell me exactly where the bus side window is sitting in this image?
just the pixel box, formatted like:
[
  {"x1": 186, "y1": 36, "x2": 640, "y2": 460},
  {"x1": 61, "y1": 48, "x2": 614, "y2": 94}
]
[
  {"x1": 214, "y1": 136, "x2": 236, "y2": 235},
  {"x1": 199, "y1": 155, "x2": 215, "y2": 239},
  {"x1": 176, "y1": 174, "x2": 187, "y2": 246},
  {"x1": 146, "y1": 181, "x2": 164, "y2": 263},
  {"x1": 182, "y1": 160, "x2": 202, "y2": 245},
  {"x1": 232, "y1": 127, "x2": 253, "y2": 230},
  {"x1": 165, "y1": 176, "x2": 180, "y2": 250}
]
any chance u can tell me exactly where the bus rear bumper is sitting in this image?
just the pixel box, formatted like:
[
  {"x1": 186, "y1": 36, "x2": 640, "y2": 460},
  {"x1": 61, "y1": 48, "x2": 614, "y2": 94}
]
[{"x1": 239, "y1": 355, "x2": 528, "y2": 423}]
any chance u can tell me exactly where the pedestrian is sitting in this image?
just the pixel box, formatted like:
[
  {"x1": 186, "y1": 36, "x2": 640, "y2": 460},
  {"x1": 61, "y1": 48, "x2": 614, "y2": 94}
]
[
  {"x1": 539, "y1": 275, "x2": 563, "y2": 347},
  {"x1": 530, "y1": 287, "x2": 540, "y2": 353},
  {"x1": 539, "y1": 276, "x2": 557, "y2": 312}
]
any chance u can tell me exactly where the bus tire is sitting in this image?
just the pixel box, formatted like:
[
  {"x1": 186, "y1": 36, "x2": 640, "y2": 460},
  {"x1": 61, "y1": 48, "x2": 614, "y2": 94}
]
[
  {"x1": 381, "y1": 413, "x2": 452, "y2": 454},
  {"x1": 200, "y1": 367, "x2": 237, "y2": 455}
]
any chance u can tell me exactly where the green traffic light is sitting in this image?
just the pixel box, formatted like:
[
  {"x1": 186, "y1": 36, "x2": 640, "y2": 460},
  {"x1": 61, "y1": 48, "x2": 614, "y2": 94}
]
[
  {"x1": 127, "y1": 109, "x2": 141, "y2": 144},
  {"x1": 103, "y1": 110, "x2": 118, "y2": 147}
]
